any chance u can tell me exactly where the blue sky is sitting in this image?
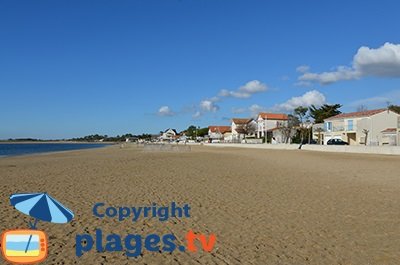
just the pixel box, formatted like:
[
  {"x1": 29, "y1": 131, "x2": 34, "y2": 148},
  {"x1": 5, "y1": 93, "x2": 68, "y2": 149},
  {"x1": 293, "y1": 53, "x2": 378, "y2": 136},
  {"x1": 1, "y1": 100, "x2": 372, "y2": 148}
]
[{"x1": 1, "y1": 0, "x2": 400, "y2": 139}]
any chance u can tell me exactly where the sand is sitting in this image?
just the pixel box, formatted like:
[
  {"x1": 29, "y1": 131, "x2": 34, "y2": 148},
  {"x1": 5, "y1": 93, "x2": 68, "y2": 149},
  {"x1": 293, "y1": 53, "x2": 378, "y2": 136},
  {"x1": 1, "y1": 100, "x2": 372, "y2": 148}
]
[{"x1": 0, "y1": 144, "x2": 399, "y2": 265}]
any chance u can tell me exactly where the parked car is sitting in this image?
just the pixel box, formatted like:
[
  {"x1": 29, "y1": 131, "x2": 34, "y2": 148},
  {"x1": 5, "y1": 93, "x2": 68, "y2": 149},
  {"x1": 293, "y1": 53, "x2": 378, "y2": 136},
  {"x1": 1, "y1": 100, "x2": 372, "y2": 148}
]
[{"x1": 326, "y1": 139, "x2": 349, "y2": 145}]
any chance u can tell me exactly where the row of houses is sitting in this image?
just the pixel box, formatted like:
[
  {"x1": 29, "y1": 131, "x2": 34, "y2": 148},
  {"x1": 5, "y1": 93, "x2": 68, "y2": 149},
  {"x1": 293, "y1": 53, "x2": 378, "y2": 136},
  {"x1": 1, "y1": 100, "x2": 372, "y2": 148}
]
[
  {"x1": 159, "y1": 108, "x2": 400, "y2": 146},
  {"x1": 210, "y1": 108, "x2": 400, "y2": 146},
  {"x1": 208, "y1": 112, "x2": 290, "y2": 143},
  {"x1": 159, "y1": 112, "x2": 290, "y2": 144}
]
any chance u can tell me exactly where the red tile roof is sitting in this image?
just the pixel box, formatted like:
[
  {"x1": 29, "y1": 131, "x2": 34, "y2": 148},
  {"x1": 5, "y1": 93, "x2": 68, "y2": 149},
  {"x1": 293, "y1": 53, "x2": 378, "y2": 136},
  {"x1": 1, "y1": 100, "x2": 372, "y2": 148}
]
[
  {"x1": 232, "y1": 118, "x2": 251, "y2": 124},
  {"x1": 325, "y1": 108, "x2": 387, "y2": 120},
  {"x1": 208, "y1": 126, "x2": 231, "y2": 134},
  {"x1": 381, "y1": 128, "x2": 397, "y2": 133},
  {"x1": 258, "y1": 112, "x2": 288, "y2": 120}
]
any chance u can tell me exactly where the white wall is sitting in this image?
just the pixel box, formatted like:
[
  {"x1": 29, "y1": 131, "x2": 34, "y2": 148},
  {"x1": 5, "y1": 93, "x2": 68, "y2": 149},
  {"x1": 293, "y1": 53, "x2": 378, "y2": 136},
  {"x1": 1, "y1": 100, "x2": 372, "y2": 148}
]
[
  {"x1": 257, "y1": 118, "x2": 287, "y2": 138},
  {"x1": 356, "y1": 110, "x2": 399, "y2": 145},
  {"x1": 324, "y1": 110, "x2": 400, "y2": 145},
  {"x1": 206, "y1": 143, "x2": 400, "y2": 155}
]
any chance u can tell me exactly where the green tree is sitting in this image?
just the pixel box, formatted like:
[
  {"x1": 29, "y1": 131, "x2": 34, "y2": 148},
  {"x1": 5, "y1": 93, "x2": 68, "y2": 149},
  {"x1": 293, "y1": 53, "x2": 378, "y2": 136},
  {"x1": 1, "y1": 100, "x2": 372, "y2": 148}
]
[
  {"x1": 294, "y1": 106, "x2": 308, "y2": 122},
  {"x1": 185, "y1": 125, "x2": 197, "y2": 138},
  {"x1": 388, "y1": 104, "x2": 400, "y2": 114},
  {"x1": 278, "y1": 114, "x2": 299, "y2": 143},
  {"x1": 294, "y1": 106, "x2": 309, "y2": 143},
  {"x1": 309, "y1": 104, "x2": 342, "y2": 123},
  {"x1": 197, "y1": 127, "x2": 209, "y2": 137}
]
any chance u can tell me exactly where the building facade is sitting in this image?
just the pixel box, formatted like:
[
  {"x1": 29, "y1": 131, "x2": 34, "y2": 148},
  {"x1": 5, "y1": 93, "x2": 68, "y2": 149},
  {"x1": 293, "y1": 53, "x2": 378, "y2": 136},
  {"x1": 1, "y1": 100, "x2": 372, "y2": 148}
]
[
  {"x1": 231, "y1": 118, "x2": 256, "y2": 142},
  {"x1": 323, "y1": 109, "x2": 400, "y2": 145},
  {"x1": 160, "y1": 128, "x2": 178, "y2": 141},
  {"x1": 256, "y1": 112, "x2": 289, "y2": 143},
  {"x1": 208, "y1": 126, "x2": 231, "y2": 142}
]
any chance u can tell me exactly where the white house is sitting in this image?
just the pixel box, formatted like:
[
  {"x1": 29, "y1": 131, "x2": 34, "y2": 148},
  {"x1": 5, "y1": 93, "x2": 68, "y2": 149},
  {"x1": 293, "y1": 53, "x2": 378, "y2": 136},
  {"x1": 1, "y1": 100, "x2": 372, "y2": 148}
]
[
  {"x1": 256, "y1": 112, "x2": 289, "y2": 143},
  {"x1": 208, "y1": 126, "x2": 231, "y2": 142},
  {"x1": 231, "y1": 118, "x2": 257, "y2": 142},
  {"x1": 160, "y1": 128, "x2": 178, "y2": 141},
  {"x1": 323, "y1": 109, "x2": 400, "y2": 145},
  {"x1": 256, "y1": 112, "x2": 289, "y2": 138}
]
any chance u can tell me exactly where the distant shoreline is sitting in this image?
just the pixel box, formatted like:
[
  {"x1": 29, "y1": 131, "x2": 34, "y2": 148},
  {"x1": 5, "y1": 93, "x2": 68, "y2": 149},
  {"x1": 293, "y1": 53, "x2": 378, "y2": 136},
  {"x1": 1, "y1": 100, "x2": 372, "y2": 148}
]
[
  {"x1": 0, "y1": 141, "x2": 116, "y2": 144},
  {"x1": 0, "y1": 142, "x2": 114, "y2": 158}
]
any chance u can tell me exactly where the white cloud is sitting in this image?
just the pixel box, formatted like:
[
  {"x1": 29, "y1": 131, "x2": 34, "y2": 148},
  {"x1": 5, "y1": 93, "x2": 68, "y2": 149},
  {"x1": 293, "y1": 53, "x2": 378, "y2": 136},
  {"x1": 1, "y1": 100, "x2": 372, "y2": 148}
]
[
  {"x1": 240, "y1": 80, "x2": 268, "y2": 93},
  {"x1": 192, "y1": 111, "x2": 202, "y2": 119},
  {"x1": 157, "y1": 106, "x2": 175, "y2": 116},
  {"x1": 354, "y1": 43, "x2": 400, "y2": 76},
  {"x1": 348, "y1": 90, "x2": 400, "y2": 109},
  {"x1": 228, "y1": 90, "x2": 326, "y2": 116},
  {"x1": 296, "y1": 65, "x2": 310, "y2": 73},
  {"x1": 274, "y1": 90, "x2": 326, "y2": 111},
  {"x1": 219, "y1": 80, "x2": 268, "y2": 98},
  {"x1": 248, "y1": 104, "x2": 267, "y2": 116},
  {"x1": 294, "y1": 80, "x2": 313, "y2": 87},
  {"x1": 200, "y1": 99, "x2": 219, "y2": 112},
  {"x1": 231, "y1": 104, "x2": 267, "y2": 116},
  {"x1": 299, "y1": 66, "x2": 359, "y2": 85},
  {"x1": 298, "y1": 42, "x2": 400, "y2": 85},
  {"x1": 162, "y1": 80, "x2": 268, "y2": 119}
]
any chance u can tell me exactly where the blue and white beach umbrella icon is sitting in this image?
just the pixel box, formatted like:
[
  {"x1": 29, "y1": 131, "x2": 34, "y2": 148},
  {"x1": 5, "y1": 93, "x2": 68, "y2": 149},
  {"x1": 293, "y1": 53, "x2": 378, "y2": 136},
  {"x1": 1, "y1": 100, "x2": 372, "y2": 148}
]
[
  {"x1": 9, "y1": 192, "x2": 74, "y2": 253},
  {"x1": 10, "y1": 192, "x2": 74, "y2": 228}
]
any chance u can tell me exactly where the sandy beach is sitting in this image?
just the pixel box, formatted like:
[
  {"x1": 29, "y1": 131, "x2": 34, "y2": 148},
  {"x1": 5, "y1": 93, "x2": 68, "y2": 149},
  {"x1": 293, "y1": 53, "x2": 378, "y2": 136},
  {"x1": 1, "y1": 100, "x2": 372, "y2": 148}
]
[{"x1": 0, "y1": 144, "x2": 399, "y2": 265}]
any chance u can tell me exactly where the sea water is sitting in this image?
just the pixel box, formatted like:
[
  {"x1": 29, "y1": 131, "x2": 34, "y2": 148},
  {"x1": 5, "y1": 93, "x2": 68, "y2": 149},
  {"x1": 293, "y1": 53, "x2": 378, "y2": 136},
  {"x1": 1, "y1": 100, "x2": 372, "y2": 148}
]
[{"x1": 0, "y1": 143, "x2": 109, "y2": 157}]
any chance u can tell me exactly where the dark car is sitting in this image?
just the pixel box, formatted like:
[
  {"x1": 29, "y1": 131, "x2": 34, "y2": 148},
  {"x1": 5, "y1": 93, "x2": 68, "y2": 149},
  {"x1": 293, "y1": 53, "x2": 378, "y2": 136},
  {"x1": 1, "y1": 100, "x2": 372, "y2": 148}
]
[{"x1": 326, "y1": 139, "x2": 349, "y2": 145}]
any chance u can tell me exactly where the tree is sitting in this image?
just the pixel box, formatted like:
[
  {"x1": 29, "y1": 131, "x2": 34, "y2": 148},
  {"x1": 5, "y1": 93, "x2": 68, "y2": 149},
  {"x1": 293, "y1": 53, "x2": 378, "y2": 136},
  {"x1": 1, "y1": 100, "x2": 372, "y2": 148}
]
[
  {"x1": 139, "y1": 133, "x2": 152, "y2": 140},
  {"x1": 244, "y1": 121, "x2": 257, "y2": 137},
  {"x1": 185, "y1": 125, "x2": 197, "y2": 139},
  {"x1": 197, "y1": 127, "x2": 208, "y2": 137},
  {"x1": 294, "y1": 106, "x2": 308, "y2": 120},
  {"x1": 278, "y1": 114, "x2": 299, "y2": 143},
  {"x1": 235, "y1": 120, "x2": 257, "y2": 139},
  {"x1": 315, "y1": 127, "x2": 324, "y2": 145},
  {"x1": 388, "y1": 104, "x2": 400, "y2": 114},
  {"x1": 309, "y1": 104, "x2": 342, "y2": 123},
  {"x1": 294, "y1": 106, "x2": 309, "y2": 143}
]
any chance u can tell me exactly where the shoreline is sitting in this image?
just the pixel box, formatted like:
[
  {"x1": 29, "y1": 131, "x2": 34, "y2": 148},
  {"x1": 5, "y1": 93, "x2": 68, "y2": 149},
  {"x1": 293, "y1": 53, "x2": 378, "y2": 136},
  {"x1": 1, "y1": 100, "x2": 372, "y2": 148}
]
[
  {"x1": 0, "y1": 142, "x2": 115, "y2": 159},
  {"x1": 0, "y1": 141, "x2": 115, "y2": 144}
]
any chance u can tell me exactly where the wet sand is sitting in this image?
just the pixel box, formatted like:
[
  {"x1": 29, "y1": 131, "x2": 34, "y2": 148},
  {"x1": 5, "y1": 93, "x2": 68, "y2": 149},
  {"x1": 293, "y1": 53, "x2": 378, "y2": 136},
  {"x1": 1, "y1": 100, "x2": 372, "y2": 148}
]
[{"x1": 0, "y1": 144, "x2": 399, "y2": 265}]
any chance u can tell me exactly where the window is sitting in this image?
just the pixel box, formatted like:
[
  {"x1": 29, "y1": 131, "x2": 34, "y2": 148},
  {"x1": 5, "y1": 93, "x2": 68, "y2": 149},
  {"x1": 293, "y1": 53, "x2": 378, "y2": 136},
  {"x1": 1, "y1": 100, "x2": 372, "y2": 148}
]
[
  {"x1": 347, "y1": 120, "x2": 353, "y2": 131},
  {"x1": 325, "y1": 122, "x2": 332, "y2": 131}
]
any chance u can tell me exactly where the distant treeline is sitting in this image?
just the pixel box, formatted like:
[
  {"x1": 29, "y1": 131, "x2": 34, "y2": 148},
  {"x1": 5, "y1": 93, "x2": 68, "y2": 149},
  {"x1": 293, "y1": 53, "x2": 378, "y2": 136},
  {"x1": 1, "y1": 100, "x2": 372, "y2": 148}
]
[
  {"x1": 2, "y1": 134, "x2": 154, "y2": 142},
  {"x1": 69, "y1": 133, "x2": 153, "y2": 142},
  {"x1": 0, "y1": 138, "x2": 47, "y2": 142}
]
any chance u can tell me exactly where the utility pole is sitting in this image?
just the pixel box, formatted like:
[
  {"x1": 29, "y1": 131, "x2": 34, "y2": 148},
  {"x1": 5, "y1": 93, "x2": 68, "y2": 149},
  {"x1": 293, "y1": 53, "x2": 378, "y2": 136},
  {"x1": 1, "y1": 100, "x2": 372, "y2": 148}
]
[{"x1": 264, "y1": 120, "x2": 267, "y2": 144}]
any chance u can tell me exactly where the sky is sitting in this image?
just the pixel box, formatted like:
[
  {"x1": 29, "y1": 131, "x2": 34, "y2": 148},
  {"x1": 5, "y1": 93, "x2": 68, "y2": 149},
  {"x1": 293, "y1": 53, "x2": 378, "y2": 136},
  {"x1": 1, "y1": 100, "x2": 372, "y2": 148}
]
[{"x1": 1, "y1": 0, "x2": 400, "y2": 139}]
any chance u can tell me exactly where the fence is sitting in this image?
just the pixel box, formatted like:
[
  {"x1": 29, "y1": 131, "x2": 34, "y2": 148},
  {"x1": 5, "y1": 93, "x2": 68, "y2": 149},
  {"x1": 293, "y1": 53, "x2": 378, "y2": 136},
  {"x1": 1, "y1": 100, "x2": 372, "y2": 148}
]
[{"x1": 142, "y1": 143, "x2": 191, "y2": 152}]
